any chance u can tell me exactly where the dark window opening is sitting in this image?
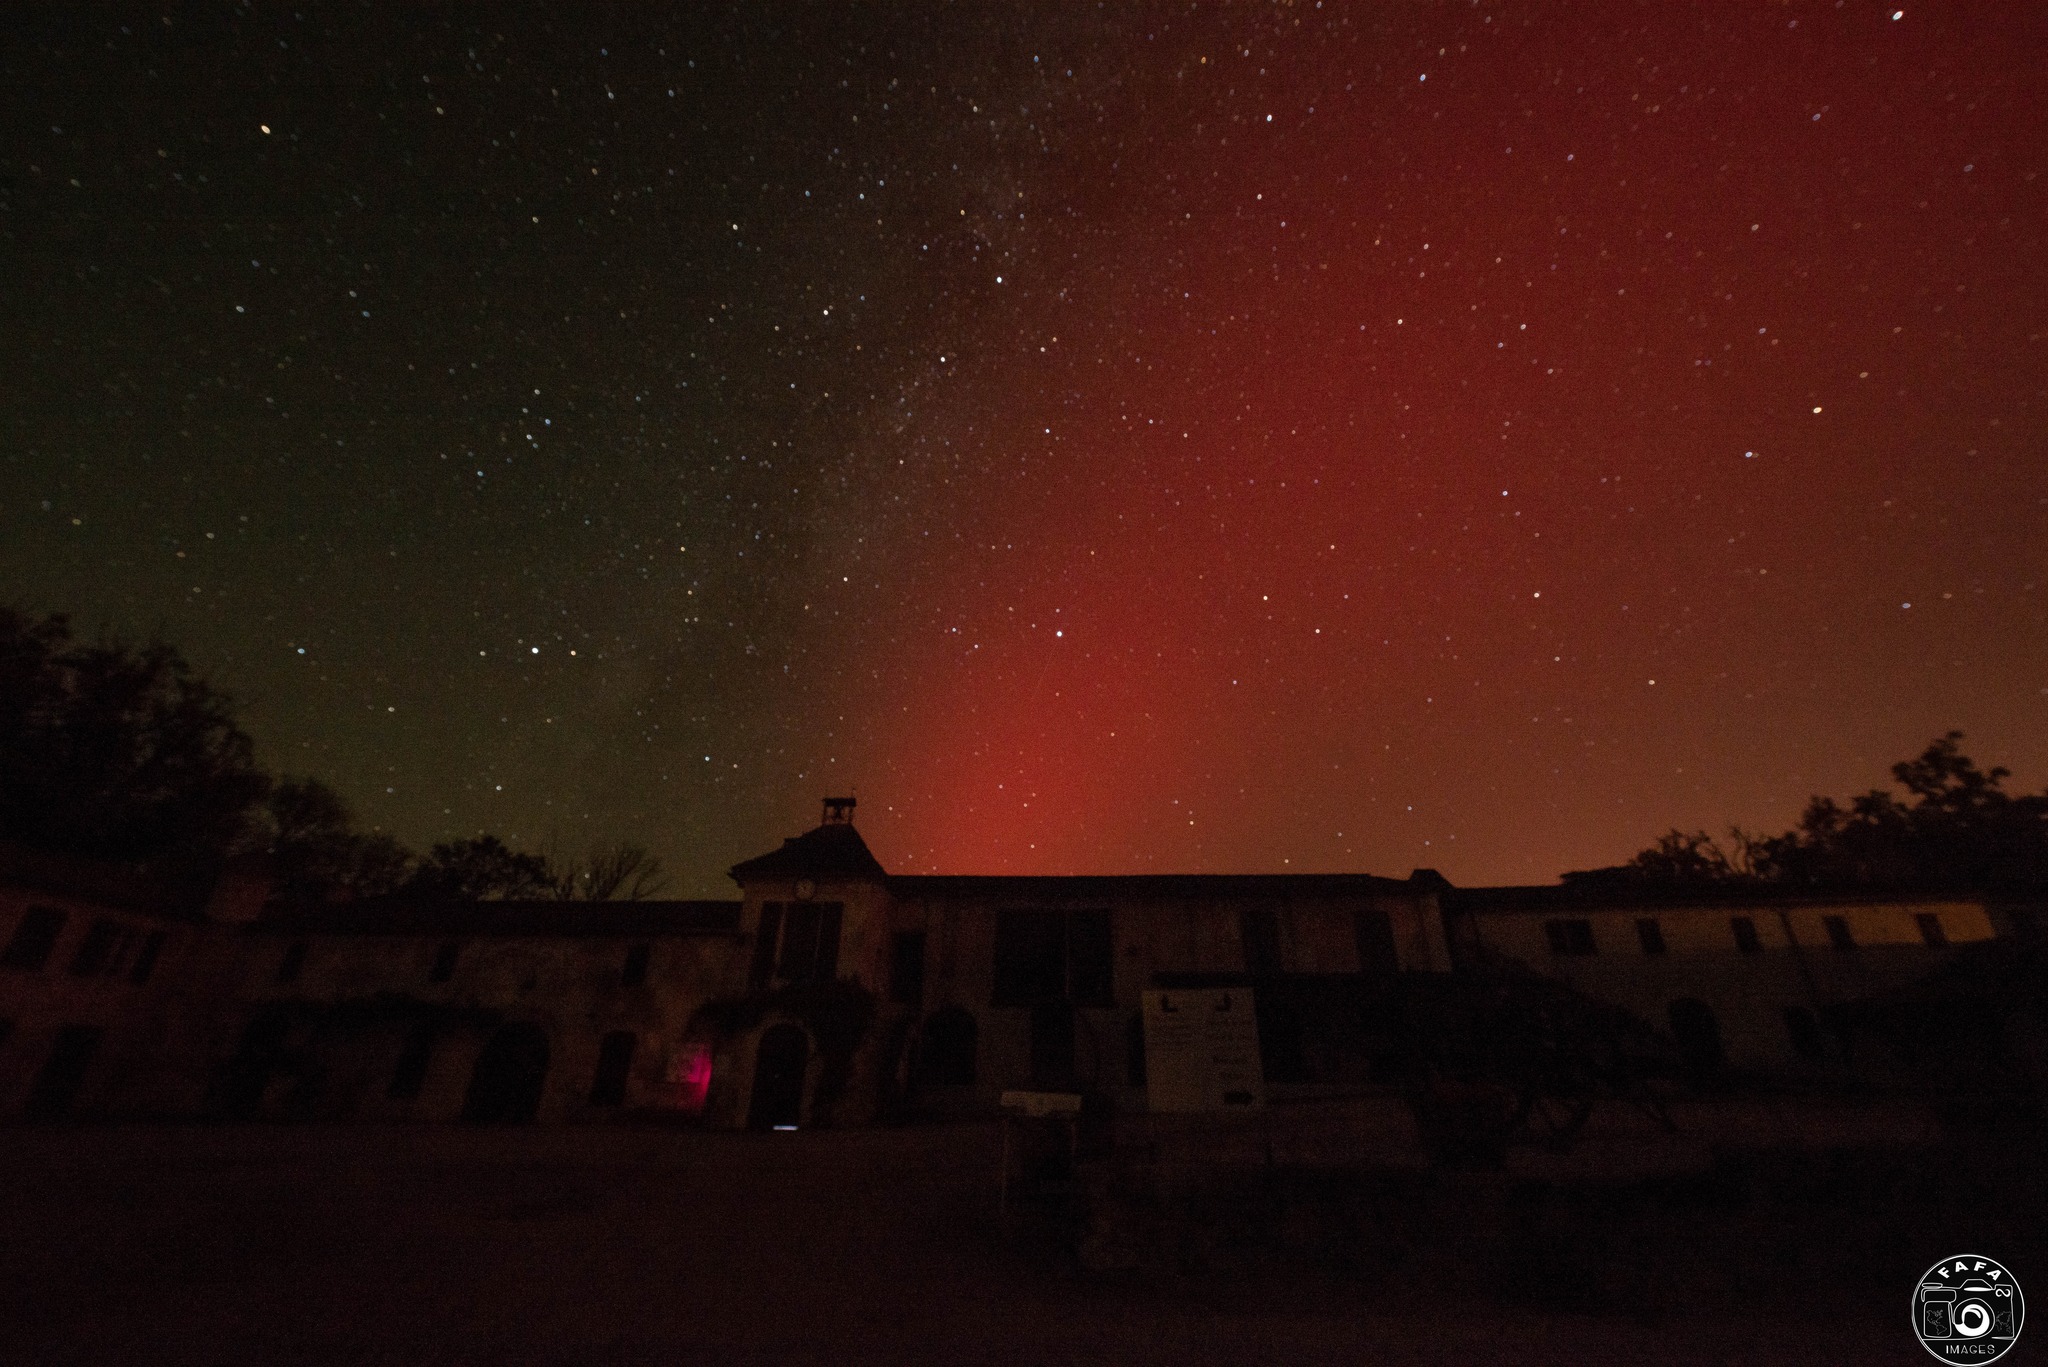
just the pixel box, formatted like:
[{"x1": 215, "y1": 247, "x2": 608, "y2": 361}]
[
  {"x1": 129, "y1": 931, "x2": 166, "y2": 985},
  {"x1": 1915, "y1": 913, "x2": 1947, "y2": 948},
  {"x1": 428, "y1": 941, "x2": 461, "y2": 984},
  {"x1": 1029, "y1": 1000, "x2": 1077, "y2": 1088},
  {"x1": 813, "y1": 902, "x2": 843, "y2": 983},
  {"x1": 917, "y1": 1007, "x2": 978, "y2": 1086},
  {"x1": 1731, "y1": 917, "x2": 1763, "y2": 953},
  {"x1": 1065, "y1": 910, "x2": 1112, "y2": 1006},
  {"x1": 1239, "y1": 908, "x2": 1282, "y2": 974},
  {"x1": 749, "y1": 903, "x2": 783, "y2": 990},
  {"x1": 387, "y1": 1023, "x2": 437, "y2": 1100},
  {"x1": 888, "y1": 930, "x2": 927, "y2": 1007},
  {"x1": 991, "y1": 909, "x2": 1114, "y2": 1008},
  {"x1": 1784, "y1": 1006, "x2": 1827, "y2": 1061},
  {"x1": 1636, "y1": 917, "x2": 1667, "y2": 955},
  {"x1": 621, "y1": 944, "x2": 651, "y2": 988},
  {"x1": 276, "y1": 940, "x2": 308, "y2": 985},
  {"x1": 773, "y1": 902, "x2": 843, "y2": 986},
  {"x1": 68, "y1": 919, "x2": 123, "y2": 977},
  {"x1": 1823, "y1": 915, "x2": 1857, "y2": 951},
  {"x1": 29, "y1": 1024, "x2": 103, "y2": 1114},
  {"x1": 1668, "y1": 998, "x2": 1725, "y2": 1078},
  {"x1": 462, "y1": 1023, "x2": 550, "y2": 1123},
  {"x1": 590, "y1": 1030, "x2": 637, "y2": 1106},
  {"x1": 2, "y1": 906, "x2": 66, "y2": 972},
  {"x1": 1353, "y1": 906, "x2": 1399, "y2": 974},
  {"x1": 1544, "y1": 918, "x2": 1596, "y2": 955}
]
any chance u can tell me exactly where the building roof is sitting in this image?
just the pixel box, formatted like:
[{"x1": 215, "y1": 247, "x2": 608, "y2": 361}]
[
  {"x1": 889, "y1": 871, "x2": 1423, "y2": 900},
  {"x1": 256, "y1": 898, "x2": 742, "y2": 938},
  {"x1": 1443, "y1": 881, "x2": 1988, "y2": 914},
  {"x1": 728, "y1": 821, "x2": 888, "y2": 883}
]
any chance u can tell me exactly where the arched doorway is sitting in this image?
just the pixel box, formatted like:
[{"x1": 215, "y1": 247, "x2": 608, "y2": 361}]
[
  {"x1": 1668, "y1": 998, "x2": 1725, "y2": 1079},
  {"x1": 462, "y1": 1023, "x2": 551, "y2": 1123},
  {"x1": 747, "y1": 1023, "x2": 809, "y2": 1129}
]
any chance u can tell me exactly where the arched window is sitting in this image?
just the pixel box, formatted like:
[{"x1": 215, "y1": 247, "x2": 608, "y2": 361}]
[
  {"x1": 1668, "y1": 998, "x2": 1725, "y2": 1078},
  {"x1": 917, "y1": 1007, "x2": 978, "y2": 1087}
]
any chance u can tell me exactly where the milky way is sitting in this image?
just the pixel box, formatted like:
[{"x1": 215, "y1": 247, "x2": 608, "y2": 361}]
[{"x1": 3, "y1": 5, "x2": 2043, "y2": 894}]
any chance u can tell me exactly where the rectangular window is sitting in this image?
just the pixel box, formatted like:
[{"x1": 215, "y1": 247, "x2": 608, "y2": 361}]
[
  {"x1": 1731, "y1": 916, "x2": 1763, "y2": 953},
  {"x1": 1067, "y1": 909, "x2": 1113, "y2": 1007},
  {"x1": 428, "y1": 941, "x2": 461, "y2": 983},
  {"x1": 621, "y1": 943, "x2": 651, "y2": 988},
  {"x1": 276, "y1": 940, "x2": 308, "y2": 985},
  {"x1": 778, "y1": 902, "x2": 820, "y2": 982},
  {"x1": 2, "y1": 906, "x2": 67, "y2": 972},
  {"x1": 1635, "y1": 918, "x2": 1667, "y2": 956},
  {"x1": 1823, "y1": 915, "x2": 1856, "y2": 951},
  {"x1": 1915, "y1": 913, "x2": 1947, "y2": 948},
  {"x1": 813, "y1": 902, "x2": 843, "y2": 983},
  {"x1": 888, "y1": 930, "x2": 927, "y2": 1007},
  {"x1": 749, "y1": 903, "x2": 783, "y2": 991},
  {"x1": 992, "y1": 912, "x2": 1065, "y2": 1007},
  {"x1": 992, "y1": 909, "x2": 1114, "y2": 1008},
  {"x1": 1353, "y1": 906, "x2": 1399, "y2": 975},
  {"x1": 129, "y1": 931, "x2": 166, "y2": 986},
  {"x1": 69, "y1": 919, "x2": 124, "y2": 977},
  {"x1": 1239, "y1": 908, "x2": 1282, "y2": 974},
  {"x1": 1543, "y1": 918, "x2": 1596, "y2": 955}
]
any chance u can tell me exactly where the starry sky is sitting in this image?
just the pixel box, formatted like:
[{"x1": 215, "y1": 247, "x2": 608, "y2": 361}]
[{"x1": 3, "y1": 3, "x2": 2044, "y2": 897}]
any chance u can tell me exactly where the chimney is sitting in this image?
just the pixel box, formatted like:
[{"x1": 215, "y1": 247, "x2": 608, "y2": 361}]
[{"x1": 821, "y1": 795, "x2": 857, "y2": 825}]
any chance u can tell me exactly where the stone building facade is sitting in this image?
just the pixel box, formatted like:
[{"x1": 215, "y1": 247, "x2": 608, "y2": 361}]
[{"x1": 0, "y1": 805, "x2": 2027, "y2": 1128}]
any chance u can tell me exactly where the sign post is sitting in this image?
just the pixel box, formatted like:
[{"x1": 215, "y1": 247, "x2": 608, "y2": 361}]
[{"x1": 1141, "y1": 988, "x2": 1265, "y2": 1112}]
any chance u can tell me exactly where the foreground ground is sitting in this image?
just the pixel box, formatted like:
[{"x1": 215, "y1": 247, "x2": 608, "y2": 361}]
[{"x1": 0, "y1": 1119, "x2": 2026, "y2": 1365}]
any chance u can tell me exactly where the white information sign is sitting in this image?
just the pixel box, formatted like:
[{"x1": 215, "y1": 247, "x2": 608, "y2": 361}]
[{"x1": 1141, "y1": 987, "x2": 1265, "y2": 1112}]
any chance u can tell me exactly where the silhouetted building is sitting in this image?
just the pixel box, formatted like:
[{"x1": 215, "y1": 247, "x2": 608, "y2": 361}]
[{"x1": 0, "y1": 805, "x2": 2034, "y2": 1128}]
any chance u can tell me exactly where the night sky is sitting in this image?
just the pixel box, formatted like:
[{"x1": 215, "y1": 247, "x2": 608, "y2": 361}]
[{"x1": 4, "y1": 4, "x2": 2043, "y2": 897}]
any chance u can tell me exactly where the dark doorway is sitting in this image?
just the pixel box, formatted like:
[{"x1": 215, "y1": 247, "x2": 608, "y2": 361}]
[
  {"x1": 747, "y1": 1023, "x2": 809, "y2": 1129},
  {"x1": 219, "y1": 1008, "x2": 291, "y2": 1114},
  {"x1": 1028, "y1": 1000, "x2": 1076, "y2": 1088},
  {"x1": 589, "y1": 1030, "x2": 637, "y2": 1106},
  {"x1": 1668, "y1": 998, "x2": 1725, "y2": 1079},
  {"x1": 917, "y1": 1007, "x2": 977, "y2": 1086},
  {"x1": 28, "y1": 1025, "x2": 102, "y2": 1114},
  {"x1": 462, "y1": 1023, "x2": 551, "y2": 1123}
]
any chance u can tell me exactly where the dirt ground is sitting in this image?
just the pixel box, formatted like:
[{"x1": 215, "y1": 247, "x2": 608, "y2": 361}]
[{"x1": 0, "y1": 1120, "x2": 1993, "y2": 1366}]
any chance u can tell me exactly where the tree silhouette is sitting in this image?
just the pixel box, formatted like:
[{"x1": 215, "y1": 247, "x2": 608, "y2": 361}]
[
  {"x1": 0, "y1": 607, "x2": 268, "y2": 872},
  {"x1": 1579, "y1": 733, "x2": 2048, "y2": 892},
  {"x1": 260, "y1": 777, "x2": 414, "y2": 903},
  {"x1": 406, "y1": 835, "x2": 557, "y2": 901}
]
